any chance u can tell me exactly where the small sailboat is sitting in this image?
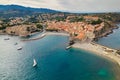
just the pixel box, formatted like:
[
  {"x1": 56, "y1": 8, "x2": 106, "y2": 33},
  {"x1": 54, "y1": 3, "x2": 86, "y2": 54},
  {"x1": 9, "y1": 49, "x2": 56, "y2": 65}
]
[
  {"x1": 17, "y1": 47, "x2": 22, "y2": 50},
  {"x1": 33, "y1": 59, "x2": 37, "y2": 67}
]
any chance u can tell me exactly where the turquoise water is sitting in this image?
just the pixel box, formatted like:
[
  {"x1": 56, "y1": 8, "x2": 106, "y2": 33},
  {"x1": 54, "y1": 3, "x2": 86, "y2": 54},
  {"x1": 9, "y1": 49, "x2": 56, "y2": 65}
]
[
  {"x1": 0, "y1": 35, "x2": 119, "y2": 80},
  {"x1": 97, "y1": 24, "x2": 120, "y2": 49}
]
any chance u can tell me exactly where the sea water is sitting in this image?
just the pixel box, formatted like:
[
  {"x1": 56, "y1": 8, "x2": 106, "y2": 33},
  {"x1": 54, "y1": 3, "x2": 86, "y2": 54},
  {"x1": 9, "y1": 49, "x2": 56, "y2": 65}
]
[
  {"x1": 97, "y1": 24, "x2": 120, "y2": 49},
  {"x1": 0, "y1": 34, "x2": 119, "y2": 80}
]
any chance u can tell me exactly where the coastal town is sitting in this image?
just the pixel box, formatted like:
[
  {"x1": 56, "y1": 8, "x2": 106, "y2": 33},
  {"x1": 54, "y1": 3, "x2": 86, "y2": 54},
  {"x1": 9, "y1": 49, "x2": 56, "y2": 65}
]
[
  {"x1": 0, "y1": 13, "x2": 119, "y2": 41},
  {"x1": 0, "y1": 3, "x2": 120, "y2": 80}
]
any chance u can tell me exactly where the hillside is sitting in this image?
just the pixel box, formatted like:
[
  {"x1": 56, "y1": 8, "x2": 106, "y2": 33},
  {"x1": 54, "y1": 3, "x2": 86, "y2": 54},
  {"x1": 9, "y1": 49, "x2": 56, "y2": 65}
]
[{"x1": 0, "y1": 5, "x2": 60, "y2": 18}]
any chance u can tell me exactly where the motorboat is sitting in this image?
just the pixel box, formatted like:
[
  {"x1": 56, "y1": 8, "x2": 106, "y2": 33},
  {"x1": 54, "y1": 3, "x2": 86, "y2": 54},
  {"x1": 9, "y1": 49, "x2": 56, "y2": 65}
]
[{"x1": 17, "y1": 47, "x2": 22, "y2": 50}]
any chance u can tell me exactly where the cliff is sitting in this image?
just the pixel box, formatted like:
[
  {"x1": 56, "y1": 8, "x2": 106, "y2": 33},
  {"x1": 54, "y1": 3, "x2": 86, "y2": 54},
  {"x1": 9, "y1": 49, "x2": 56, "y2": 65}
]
[{"x1": 94, "y1": 22, "x2": 118, "y2": 41}]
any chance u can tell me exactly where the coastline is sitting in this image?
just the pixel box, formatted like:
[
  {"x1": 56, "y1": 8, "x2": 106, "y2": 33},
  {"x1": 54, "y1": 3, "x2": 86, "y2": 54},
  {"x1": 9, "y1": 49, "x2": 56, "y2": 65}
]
[
  {"x1": 47, "y1": 31, "x2": 120, "y2": 70},
  {"x1": 71, "y1": 42, "x2": 120, "y2": 79},
  {"x1": 1, "y1": 30, "x2": 120, "y2": 79},
  {"x1": 72, "y1": 42, "x2": 120, "y2": 66},
  {"x1": 20, "y1": 30, "x2": 120, "y2": 79},
  {"x1": 94, "y1": 23, "x2": 119, "y2": 41},
  {"x1": 21, "y1": 31, "x2": 70, "y2": 41}
]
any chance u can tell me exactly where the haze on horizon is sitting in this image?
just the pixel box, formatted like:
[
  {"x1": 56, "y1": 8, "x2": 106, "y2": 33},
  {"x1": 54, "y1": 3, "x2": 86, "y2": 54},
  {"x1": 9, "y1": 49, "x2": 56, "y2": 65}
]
[{"x1": 0, "y1": 0, "x2": 120, "y2": 13}]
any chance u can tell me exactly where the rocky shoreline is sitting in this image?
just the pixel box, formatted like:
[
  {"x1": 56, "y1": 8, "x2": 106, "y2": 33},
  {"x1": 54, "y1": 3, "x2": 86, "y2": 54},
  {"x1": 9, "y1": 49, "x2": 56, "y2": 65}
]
[
  {"x1": 0, "y1": 24, "x2": 42, "y2": 37},
  {"x1": 93, "y1": 23, "x2": 119, "y2": 41}
]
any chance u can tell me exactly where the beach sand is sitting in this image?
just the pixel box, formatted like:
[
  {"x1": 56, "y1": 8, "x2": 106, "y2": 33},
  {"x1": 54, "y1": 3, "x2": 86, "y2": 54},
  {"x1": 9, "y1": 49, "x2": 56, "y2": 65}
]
[
  {"x1": 72, "y1": 42, "x2": 120, "y2": 80},
  {"x1": 72, "y1": 42, "x2": 120, "y2": 65}
]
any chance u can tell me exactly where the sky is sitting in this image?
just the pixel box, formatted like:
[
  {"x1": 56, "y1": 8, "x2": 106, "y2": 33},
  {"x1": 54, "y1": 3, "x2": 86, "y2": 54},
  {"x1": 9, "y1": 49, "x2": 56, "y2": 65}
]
[{"x1": 0, "y1": 0, "x2": 120, "y2": 12}]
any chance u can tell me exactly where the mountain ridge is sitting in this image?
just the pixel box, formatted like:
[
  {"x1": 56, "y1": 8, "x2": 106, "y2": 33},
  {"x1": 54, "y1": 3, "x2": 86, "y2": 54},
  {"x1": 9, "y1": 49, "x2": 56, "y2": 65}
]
[
  {"x1": 0, "y1": 4, "x2": 60, "y2": 12},
  {"x1": 0, "y1": 4, "x2": 61, "y2": 18}
]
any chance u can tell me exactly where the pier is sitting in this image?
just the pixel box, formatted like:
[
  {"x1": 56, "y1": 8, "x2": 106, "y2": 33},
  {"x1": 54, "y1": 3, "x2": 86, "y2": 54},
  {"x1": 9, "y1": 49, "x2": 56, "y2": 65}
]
[{"x1": 21, "y1": 33, "x2": 46, "y2": 41}]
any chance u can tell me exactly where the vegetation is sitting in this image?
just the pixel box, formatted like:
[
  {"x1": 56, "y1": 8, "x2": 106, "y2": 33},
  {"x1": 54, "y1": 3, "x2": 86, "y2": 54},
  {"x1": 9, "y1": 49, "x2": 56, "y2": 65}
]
[
  {"x1": 55, "y1": 17, "x2": 65, "y2": 21},
  {"x1": 0, "y1": 26, "x2": 6, "y2": 30},
  {"x1": 0, "y1": 23, "x2": 9, "y2": 30},
  {"x1": 26, "y1": 27, "x2": 30, "y2": 31},
  {"x1": 36, "y1": 24, "x2": 43, "y2": 29},
  {"x1": 69, "y1": 17, "x2": 85, "y2": 22},
  {"x1": 117, "y1": 50, "x2": 120, "y2": 55},
  {"x1": 46, "y1": 28, "x2": 58, "y2": 32},
  {"x1": 94, "y1": 13, "x2": 120, "y2": 23},
  {"x1": 50, "y1": 17, "x2": 65, "y2": 22},
  {"x1": 28, "y1": 17, "x2": 39, "y2": 23},
  {"x1": 91, "y1": 19, "x2": 102, "y2": 25}
]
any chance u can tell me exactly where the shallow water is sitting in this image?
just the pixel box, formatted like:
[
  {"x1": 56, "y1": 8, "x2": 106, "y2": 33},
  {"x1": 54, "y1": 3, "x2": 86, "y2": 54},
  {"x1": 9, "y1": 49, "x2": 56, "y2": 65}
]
[{"x1": 0, "y1": 35, "x2": 119, "y2": 80}]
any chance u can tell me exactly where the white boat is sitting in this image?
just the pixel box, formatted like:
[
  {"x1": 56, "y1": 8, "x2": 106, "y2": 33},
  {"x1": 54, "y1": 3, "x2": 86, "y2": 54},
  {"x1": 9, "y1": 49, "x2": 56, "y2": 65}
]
[
  {"x1": 41, "y1": 34, "x2": 46, "y2": 38},
  {"x1": 17, "y1": 47, "x2": 22, "y2": 50},
  {"x1": 4, "y1": 38, "x2": 10, "y2": 40},
  {"x1": 33, "y1": 59, "x2": 37, "y2": 67},
  {"x1": 66, "y1": 46, "x2": 71, "y2": 50}
]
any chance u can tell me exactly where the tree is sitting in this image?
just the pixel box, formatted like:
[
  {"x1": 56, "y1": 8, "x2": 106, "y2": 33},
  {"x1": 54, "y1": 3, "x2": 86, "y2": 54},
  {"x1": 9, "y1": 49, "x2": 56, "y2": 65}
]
[
  {"x1": 36, "y1": 24, "x2": 43, "y2": 29},
  {"x1": 0, "y1": 24, "x2": 7, "y2": 30},
  {"x1": 91, "y1": 19, "x2": 102, "y2": 25},
  {"x1": 69, "y1": 17, "x2": 85, "y2": 22},
  {"x1": 26, "y1": 27, "x2": 30, "y2": 31}
]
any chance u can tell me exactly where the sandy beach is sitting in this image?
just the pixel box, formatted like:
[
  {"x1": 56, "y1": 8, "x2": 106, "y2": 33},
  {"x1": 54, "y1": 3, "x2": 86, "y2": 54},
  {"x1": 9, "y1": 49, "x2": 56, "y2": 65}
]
[
  {"x1": 72, "y1": 42, "x2": 120, "y2": 79},
  {"x1": 72, "y1": 42, "x2": 120, "y2": 66}
]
